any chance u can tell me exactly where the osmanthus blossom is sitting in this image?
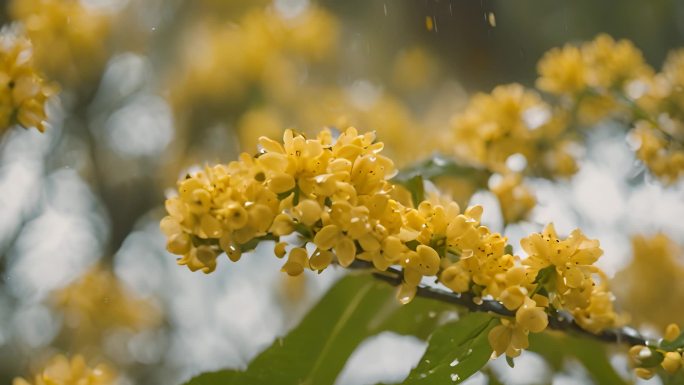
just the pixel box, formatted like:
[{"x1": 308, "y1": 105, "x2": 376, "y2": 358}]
[
  {"x1": 0, "y1": 31, "x2": 52, "y2": 133},
  {"x1": 13, "y1": 355, "x2": 116, "y2": 385},
  {"x1": 160, "y1": 128, "x2": 621, "y2": 360}
]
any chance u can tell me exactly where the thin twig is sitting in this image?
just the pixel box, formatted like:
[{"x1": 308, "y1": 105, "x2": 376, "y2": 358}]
[{"x1": 348, "y1": 260, "x2": 649, "y2": 347}]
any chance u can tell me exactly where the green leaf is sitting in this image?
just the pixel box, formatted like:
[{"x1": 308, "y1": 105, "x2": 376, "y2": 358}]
[
  {"x1": 393, "y1": 155, "x2": 489, "y2": 185},
  {"x1": 529, "y1": 332, "x2": 628, "y2": 385},
  {"x1": 404, "y1": 175, "x2": 425, "y2": 207},
  {"x1": 505, "y1": 355, "x2": 515, "y2": 368},
  {"x1": 183, "y1": 369, "x2": 241, "y2": 385},
  {"x1": 661, "y1": 332, "x2": 684, "y2": 350},
  {"x1": 181, "y1": 274, "x2": 452, "y2": 385},
  {"x1": 401, "y1": 313, "x2": 495, "y2": 384}
]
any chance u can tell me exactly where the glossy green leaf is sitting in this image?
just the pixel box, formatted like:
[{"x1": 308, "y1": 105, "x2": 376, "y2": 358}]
[
  {"x1": 529, "y1": 332, "x2": 628, "y2": 385},
  {"x1": 183, "y1": 369, "x2": 240, "y2": 385},
  {"x1": 181, "y1": 274, "x2": 453, "y2": 385},
  {"x1": 661, "y1": 332, "x2": 684, "y2": 350},
  {"x1": 401, "y1": 312, "x2": 496, "y2": 384}
]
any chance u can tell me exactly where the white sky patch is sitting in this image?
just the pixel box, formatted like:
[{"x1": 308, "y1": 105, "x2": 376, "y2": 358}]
[{"x1": 335, "y1": 332, "x2": 427, "y2": 385}]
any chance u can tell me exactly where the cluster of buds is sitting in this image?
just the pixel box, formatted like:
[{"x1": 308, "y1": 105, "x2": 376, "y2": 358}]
[
  {"x1": 0, "y1": 30, "x2": 52, "y2": 133},
  {"x1": 629, "y1": 324, "x2": 684, "y2": 379},
  {"x1": 13, "y1": 354, "x2": 115, "y2": 385},
  {"x1": 161, "y1": 128, "x2": 619, "y2": 358},
  {"x1": 537, "y1": 34, "x2": 683, "y2": 183}
]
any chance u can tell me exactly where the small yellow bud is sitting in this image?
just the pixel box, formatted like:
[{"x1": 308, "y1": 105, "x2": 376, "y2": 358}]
[
  {"x1": 274, "y1": 242, "x2": 287, "y2": 258},
  {"x1": 488, "y1": 323, "x2": 512, "y2": 357},
  {"x1": 226, "y1": 245, "x2": 242, "y2": 262},
  {"x1": 271, "y1": 214, "x2": 295, "y2": 236},
  {"x1": 628, "y1": 345, "x2": 648, "y2": 365},
  {"x1": 165, "y1": 199, "x2": 189, "y2": 221},
  {"x1": 662, "y1": 351, "x2": 682, "y2": 374},
  {"x1": 167, "y1": 233, "x2": 192, "y2": 255},
  {"x1": 296, "y1": 200, "x2": 322, "y2": 226},
  {"x1": 634, "y1": 367, "x2": 654, "y2": 380},
  {"x1": 500, "y1": 286, "x2": 526, "y2": 311},
  {"x1": 440, "y1": 265, "x2": 470, "y2": 293},
  {"x1": 160, "y1": 216, "x2": 182, "y2": 237},
  {"x1": 358, "y1": 233, "x2": 381, "y2": 252},
  {"x1": 465, "y1": 205, "x2": 483, "y2": 222},
  {"x1": 403, "y1": 266, "x2": 422, "y2": 287},
  {"x1": 247, "y1": 204, "x2": 274, "y2": 233},
  {"x1": 225, "y1": 203, "x2": 249, "y2": 229},
  {"x1": 334, "y1": 237, "x2": 356, "y2": 267},
  {"x1": 407, "y1": 245, "x2": 440, "y2": 276},
  {"x1": 200, "y1": 214, "x2": 223, "y2": 238},
  {"x1": 382, "y1": 236, "x2": 404, "y2": 262},
  {"x1": 310, "y1": 249, "x2": 333, "y2": 271},
  {"x1": 505, "y1": 266, "x2": 526, "y2": 286},
  {"x1": 516, "y1": 297, "x2": 548, "y2": 333},
  {"x1": 665, "y1": 323, "x2": 681, "y2": 342},
  {"x1": 269, "y1": 173, "x2": 295, "y2": 194},
  {"x1": 314, "y1": 225, "x2": 341, "y2": 250},
  {"x1": 281, "y1": 248, "x2": 308, "y2": 276}
]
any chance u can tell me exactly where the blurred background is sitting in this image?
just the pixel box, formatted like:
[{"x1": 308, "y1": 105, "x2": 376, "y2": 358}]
[{"x1": 1, "y1": 0, "x2": 684, "y2": 384}]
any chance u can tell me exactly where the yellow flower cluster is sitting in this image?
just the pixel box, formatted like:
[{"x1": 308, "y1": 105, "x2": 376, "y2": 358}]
[
  {"x1": 490, "y1": 173, "x2": 536, "y2": 224},
  {"x1": 535, "y1": 34, "x2": 683, "y2": 182},
  {"x1": 13, "y1": 354, "x2": 116, "y2": 385},
  {"x1": 521, "y1": 224, "x2": 616, "y2": 333},
  {"x1": 629, "y1": 49, "x2": 684, "y2": 183},
  {"x1": 0, "y1": 31, "x2": 51, "y2": 133},
  {"x1": 538, "y1": 34, "x2": 651, "y2": 97},
  {"x1": 9, "y1": 0, "x2": 112, "y2": 88},
  {"x1": 612, "y1": 234, "x2": 684, "y2": 329},
  {"x1": 162, "y1": 129, "x2": 619, "y2": 359},
  {"x1": 629, "y1": 324, "x2": 684, "y2": 380},
  {"x1": 52, "y1": 265, "x2": 160, "y2": 347},
  {"x1": 450, "y1": 84, "x2": 574, "y2": 221},
  {"x1": 169, "y1": 6, "x2": 338, "y2": 115}
]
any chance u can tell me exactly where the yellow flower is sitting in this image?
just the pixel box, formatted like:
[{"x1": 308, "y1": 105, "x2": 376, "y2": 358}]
[
  {"x1": 52, "y1": 266, "x2": 160, "y2": 348},
  {"x1": 0, "y1": 31, "x2": 52, "y2": 133},
  {"x1": 281, "y1": 247, "x2": 309, "y2": 276},
  {"x1": 10, "y1": 0, "x2": 112, "y2": 88},
  {"x1": 521, "y1": 223, "x2": 617, "y2": 332},
  {"x1": 612, "y1": 234, "x2": 684, "y2": 329},
  {"x1": 490, "y1": 173, "x2": 536, "y2": 224},
  {"x1": 515, "y1": 297, "x2": 548, "y2": 333},
  {"x1": 537, "y1": 44, "x2": 587, "y2": 95},
  {"x1": 13, "y1": 354, "x2": 116, "y2": 385},
  {"x1": 581, "y1": 34, "x2": 651, "y2": 90},
  {"x1": 488, "y1": 319, "x2": 529, "y2": 358},
  {"x1": 629, "y1": 120, "x2": 684, "y2": 184}
]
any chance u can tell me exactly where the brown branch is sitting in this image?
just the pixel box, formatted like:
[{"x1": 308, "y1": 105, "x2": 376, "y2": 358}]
[{"x1": 348, "y1": 260, "x2": 649, "y2": 347}]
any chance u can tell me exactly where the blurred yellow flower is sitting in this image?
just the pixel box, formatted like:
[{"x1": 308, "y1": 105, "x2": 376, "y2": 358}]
[
  {"x1": 612, "y1": 234, "x2": 684, "y2": 329},
  {"x1": 13, "y1": 354, "x2": 116, "y2": 385},
  {"x1": 52, "y1": 265, "x2": 160, "y2": 347},
  {"x1": 0, "y1": 31, "x2": 52, "y2": 133},
  {"x1": 10, "y1": 0, "x2": 112, "y2": 88}
]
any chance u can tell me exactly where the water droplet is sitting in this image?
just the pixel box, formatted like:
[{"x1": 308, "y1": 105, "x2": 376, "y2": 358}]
[
  {"x1": 486, "y1": 12, "x2": 496, "y2": 27},
  {"x1": 451, "y1": 373, "x2": 460, "y2": 382},
  {"x1": 466, "y1": 348, "x2": 473, "y2": 355},
  {"x1": 522, "y1": 105, "x2": 551, "y2": 130},
  {"x1": 450, "y1": 358, "x2": 459, "y2": 367},
  {"x1": 505, "y1": 153, "x2": 528, "y2": 173},
  {"x1": 428, "y1": 311, "x2": 437, "y2": 318}
]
